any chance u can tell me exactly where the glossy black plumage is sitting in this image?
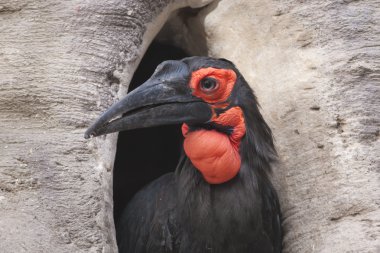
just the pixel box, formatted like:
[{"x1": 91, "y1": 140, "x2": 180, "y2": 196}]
[{"x1": 87, "y1": 57, "x2": 282, "y2": 253}]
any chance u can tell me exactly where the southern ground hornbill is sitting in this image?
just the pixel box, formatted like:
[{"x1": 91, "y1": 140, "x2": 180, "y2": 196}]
[{"x1": 85, "y1": 57, "x2": 282, "y2": 253}]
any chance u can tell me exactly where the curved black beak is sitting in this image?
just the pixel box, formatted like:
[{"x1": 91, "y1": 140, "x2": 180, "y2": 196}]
[{"x1": 84, "y1": 61, "x2": 212, "y2": 139}]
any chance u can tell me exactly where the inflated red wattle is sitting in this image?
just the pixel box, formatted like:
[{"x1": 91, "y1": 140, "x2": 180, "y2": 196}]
[
  {"x1": 182, "y1": 107, "x2": 246, "y2": 184},
  {"x1": 183, "y1": 128, "x2": 241, "y2": 184}
]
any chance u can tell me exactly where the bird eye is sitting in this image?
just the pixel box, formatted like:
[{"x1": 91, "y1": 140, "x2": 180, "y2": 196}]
[{"x1": 200, "y1": 77, "x2": 219, "y2": 92}]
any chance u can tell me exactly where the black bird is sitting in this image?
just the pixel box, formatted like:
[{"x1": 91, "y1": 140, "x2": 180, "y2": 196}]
[{"x1": 85, "y1": 57, "x2": 282, "y2": 253}]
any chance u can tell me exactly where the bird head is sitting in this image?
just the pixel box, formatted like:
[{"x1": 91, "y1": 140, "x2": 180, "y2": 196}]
[{"x1": 85, "y1": 57, "x2": 275, "y2": 184}]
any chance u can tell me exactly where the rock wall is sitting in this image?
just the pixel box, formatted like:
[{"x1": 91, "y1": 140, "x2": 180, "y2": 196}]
[
  {"x1": 196, "y1": 1, "x2": 379, "y2": 252},
  {"x1": 0, "y1": 0, "x2": 378, "y2": 252},
  {"x1": 0, "y1": 0, "x2": 211, "y2": 252}
]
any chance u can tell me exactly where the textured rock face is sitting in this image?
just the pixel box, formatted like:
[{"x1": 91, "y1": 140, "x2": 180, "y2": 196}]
[
  {"x1": 195, "y1": 1, "x2": 379, "y2": 252},
  {"x1": 0, "y1": 0, "x2": 378, "y2": 252},
  {"x1": 0, "y1": 0, "x2": 212, "y2": 252}
]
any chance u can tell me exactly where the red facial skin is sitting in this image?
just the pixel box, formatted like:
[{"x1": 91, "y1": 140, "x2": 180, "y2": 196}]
[{"x1": 182, "y1": 68, "x2": 246, "y2": 184}]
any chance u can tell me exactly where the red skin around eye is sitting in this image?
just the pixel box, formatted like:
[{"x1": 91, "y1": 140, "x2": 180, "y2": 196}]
[{"x1": 190, "y1": 67, "x2": 237, "y2": 104}]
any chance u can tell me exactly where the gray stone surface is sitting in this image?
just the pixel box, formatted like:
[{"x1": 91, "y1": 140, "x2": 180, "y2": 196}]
[
  {"x1": 0, "y1": 0, "x2": 378, "y2": 252},
  {"x1": 194, "y1": 1, "x2": 379, "y2": 252},
  {"x1": 0, "y1": 0, "x2": 212, "y2": 252}
]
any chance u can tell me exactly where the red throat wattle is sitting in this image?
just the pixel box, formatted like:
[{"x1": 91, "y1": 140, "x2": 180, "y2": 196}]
[{"x1": 182, "y1": 67, "x2": 246, "y2": 184}]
